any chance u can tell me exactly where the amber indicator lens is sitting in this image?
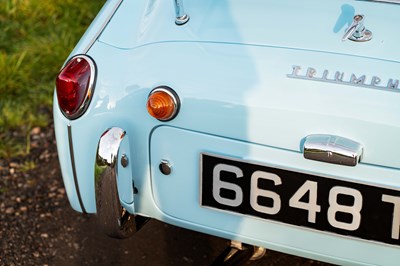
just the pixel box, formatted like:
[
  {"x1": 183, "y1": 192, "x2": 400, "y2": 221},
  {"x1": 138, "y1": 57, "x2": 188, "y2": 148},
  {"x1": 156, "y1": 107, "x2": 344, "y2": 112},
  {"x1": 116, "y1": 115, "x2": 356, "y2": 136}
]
[{"x1": 147, "y1": 88, "x2": 179, "y2": 121}]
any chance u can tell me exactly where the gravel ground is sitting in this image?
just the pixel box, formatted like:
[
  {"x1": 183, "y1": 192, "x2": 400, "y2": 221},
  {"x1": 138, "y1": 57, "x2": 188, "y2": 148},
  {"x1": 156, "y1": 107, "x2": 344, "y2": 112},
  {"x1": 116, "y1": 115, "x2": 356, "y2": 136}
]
[{"x1": 0, "y1": 126, "x2": 330, "y2": 266}]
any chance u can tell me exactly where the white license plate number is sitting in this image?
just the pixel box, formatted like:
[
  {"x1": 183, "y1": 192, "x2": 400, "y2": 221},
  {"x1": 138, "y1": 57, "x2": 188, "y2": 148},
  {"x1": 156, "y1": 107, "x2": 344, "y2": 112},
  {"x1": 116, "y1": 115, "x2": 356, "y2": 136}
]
[{"x1": 200, "y1": 153, "x2": 400, "y2": 246}]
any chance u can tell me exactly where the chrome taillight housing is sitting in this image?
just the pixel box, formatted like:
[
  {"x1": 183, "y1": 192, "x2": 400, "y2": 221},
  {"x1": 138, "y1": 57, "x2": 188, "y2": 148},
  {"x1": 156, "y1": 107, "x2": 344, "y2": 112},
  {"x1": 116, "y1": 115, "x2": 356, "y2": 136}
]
[{"x1": 56, "y1": 55, "x2": 96, "y2": 120}]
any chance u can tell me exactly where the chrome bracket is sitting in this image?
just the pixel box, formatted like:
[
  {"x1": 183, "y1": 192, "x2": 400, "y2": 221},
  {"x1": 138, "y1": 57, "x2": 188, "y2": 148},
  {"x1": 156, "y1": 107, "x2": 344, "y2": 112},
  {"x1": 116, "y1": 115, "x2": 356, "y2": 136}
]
[
  {"x1": 173, "y1": 0, "x2": 189, "y2": 25},
  {"x1": 211, "y1": 241, "x2": 266, "y2": 264},
  {"x1": 342, "y1": 15, "x2": 372, "y2": 42},
  {"x1": 303, "y1": 135, "x2": 363, "y2": 167}
]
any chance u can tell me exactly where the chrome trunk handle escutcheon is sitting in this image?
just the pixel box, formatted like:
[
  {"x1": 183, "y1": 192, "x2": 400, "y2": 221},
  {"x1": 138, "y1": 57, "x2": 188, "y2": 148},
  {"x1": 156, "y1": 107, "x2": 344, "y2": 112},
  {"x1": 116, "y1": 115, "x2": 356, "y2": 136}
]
[{"x1": 303, "y1": 135, "x2": 363, "y2": 167}]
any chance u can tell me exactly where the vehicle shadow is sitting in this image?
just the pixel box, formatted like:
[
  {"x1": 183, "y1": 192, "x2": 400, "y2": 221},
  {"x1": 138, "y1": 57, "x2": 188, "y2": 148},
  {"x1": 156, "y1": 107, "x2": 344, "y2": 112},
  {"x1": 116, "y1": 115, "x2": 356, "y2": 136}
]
[{"x1": 52, "y1": 211, "x2": 329, "y2": 265}]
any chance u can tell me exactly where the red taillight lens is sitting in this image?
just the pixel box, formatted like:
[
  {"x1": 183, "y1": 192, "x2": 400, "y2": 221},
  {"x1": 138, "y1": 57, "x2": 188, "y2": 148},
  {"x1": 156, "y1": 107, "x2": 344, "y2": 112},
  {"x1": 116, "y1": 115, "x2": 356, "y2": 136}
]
[
  {"x1": 147, "y1": 87, "x2": 180, "y2": 121},
  {"x1": 56, "y1": 55, "x2": 96, "y2": 119}
]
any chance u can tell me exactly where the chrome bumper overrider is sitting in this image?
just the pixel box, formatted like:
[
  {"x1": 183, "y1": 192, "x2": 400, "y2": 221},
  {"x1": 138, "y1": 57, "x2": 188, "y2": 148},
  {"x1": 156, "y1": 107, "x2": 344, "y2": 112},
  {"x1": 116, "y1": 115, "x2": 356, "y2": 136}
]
[
  {"x1": 95, "y1": 127, "x2": 148, "y2": 238},
  {"x1": 95, "y1": 127, "x2": 126, "y2": 177}
]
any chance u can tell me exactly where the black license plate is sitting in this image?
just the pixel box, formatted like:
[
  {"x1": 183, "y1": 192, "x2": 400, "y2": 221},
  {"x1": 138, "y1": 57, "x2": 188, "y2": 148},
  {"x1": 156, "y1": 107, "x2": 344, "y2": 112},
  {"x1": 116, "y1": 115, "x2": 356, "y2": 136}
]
[{"x1": 200, "y1": 153, "x2": 400, "y2": 246}]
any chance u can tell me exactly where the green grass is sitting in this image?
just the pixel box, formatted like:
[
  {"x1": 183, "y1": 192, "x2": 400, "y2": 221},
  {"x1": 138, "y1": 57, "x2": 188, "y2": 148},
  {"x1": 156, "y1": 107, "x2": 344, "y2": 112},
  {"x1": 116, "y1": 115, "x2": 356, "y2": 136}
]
[{"x1": 0, "y1": 0, "x2": 105, "y2": 158}]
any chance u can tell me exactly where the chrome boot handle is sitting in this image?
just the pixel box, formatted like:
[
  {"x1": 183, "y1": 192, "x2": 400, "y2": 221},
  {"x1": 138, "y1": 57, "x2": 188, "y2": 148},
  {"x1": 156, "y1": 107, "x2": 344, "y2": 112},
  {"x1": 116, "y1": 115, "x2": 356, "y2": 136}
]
[
  {"x1": 342, "y1": 15, "x2": 372, "y2": 42},
  {"x1": 303, "y1": 135, "x2": 363, "y2": 167}
]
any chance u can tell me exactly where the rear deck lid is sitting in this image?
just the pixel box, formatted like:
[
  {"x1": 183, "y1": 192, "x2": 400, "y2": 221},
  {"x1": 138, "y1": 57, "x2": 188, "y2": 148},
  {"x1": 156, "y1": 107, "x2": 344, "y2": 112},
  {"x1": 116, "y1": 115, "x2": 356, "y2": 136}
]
[{"x1": 99, "y1": 0, "x2": 400, "y2": 62}]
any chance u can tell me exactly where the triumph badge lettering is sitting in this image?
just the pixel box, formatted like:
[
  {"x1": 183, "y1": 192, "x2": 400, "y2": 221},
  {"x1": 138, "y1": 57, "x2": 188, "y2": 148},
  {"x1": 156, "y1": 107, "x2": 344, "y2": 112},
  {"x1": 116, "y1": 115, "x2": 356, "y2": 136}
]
[{"x1": 287, "y1": 65, "x2": 400, "y2": 92}]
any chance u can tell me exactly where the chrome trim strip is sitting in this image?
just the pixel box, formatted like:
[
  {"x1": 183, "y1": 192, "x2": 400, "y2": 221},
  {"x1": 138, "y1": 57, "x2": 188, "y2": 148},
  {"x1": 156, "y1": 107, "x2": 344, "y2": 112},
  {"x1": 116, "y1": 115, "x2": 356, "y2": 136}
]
[
  {"x1": 356, "y1": 0, "x2": 400, "y2": 4},
  {"x1": 82, "y1": 0, "x2": 124, "y2": 54},
  {"x1": 303, "y1": 135, "x2": 364, "y2": 167},
  {"x1": 68, "y1": 125, "x2": 87, "y2": 213}
]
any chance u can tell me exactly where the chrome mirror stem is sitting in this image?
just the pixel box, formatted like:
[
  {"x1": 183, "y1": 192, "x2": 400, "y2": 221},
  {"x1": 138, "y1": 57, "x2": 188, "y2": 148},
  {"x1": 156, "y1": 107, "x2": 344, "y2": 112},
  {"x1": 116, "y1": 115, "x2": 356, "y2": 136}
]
[{"x1": 173, "y1": 0, "x2": 189, "y2": 25}]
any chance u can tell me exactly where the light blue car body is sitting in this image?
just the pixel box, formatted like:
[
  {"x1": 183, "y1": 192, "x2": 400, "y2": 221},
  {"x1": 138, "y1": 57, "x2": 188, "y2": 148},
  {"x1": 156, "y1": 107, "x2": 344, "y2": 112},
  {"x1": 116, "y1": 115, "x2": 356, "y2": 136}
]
[{"x1": 54, "y1": 0, "x2": 400, "y2": 264}]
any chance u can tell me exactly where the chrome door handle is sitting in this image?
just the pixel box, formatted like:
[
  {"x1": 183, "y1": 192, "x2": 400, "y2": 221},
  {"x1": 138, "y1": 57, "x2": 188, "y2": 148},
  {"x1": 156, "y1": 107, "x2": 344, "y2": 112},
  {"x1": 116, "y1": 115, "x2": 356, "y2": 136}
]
[{"x1": 303, "y1": 135, "x2": 363, "y2": 166}]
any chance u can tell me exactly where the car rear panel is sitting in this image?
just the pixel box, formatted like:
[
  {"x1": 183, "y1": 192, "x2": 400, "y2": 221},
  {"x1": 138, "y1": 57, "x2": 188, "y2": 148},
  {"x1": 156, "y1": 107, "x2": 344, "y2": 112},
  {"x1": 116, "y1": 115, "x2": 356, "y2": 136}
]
[
  {"x1": 56, "y1": 0, "x2": 400, "y2": 263},
  {"x1": 83, "y1": 40, "x2": 400, "y2": 264}
]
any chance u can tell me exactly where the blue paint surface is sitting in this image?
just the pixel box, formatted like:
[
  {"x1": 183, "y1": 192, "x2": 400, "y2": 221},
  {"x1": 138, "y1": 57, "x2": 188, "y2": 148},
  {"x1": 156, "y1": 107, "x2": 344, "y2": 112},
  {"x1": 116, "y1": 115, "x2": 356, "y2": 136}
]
[{"x1": 54, "y1": 1, "x2": 400, "y2": 264}]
